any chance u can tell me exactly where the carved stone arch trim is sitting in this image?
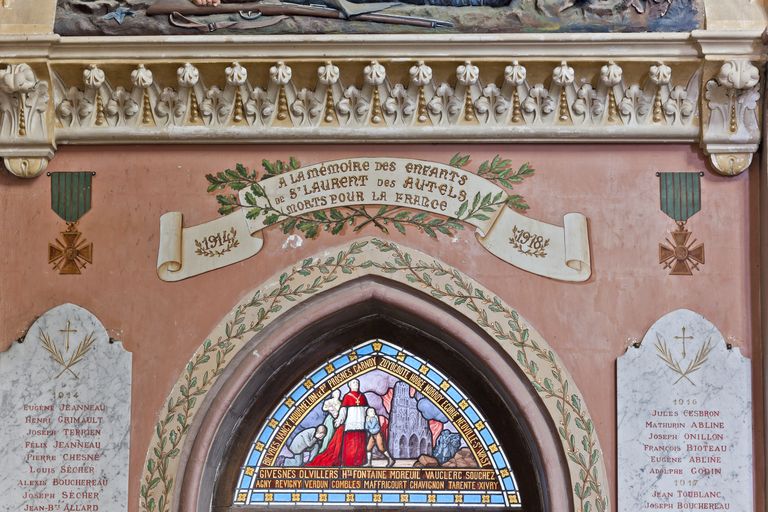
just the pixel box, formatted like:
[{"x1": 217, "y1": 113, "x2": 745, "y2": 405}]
[
  {"x1": 139, "y1": 237, "x2": 610, "y2": 512},
  {"x1": 187, "y1": 280, "x2": 564, "y2": 512}
]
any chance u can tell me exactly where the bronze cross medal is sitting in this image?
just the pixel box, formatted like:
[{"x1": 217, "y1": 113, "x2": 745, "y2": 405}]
[
  {"x1": 48, "y1": 172, "x2": 94, "y2": 275},
  {"x1": 49, "y1": 223, "x2": 94, "y2": 274},
  {"x1": 658, "y1": 221, "x2": 705, "y2": 276},
  {"x1": 657, "y1": 172, "x2": 705, "y2": 276}
]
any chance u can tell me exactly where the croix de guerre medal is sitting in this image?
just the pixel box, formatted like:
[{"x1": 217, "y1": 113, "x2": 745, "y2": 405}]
[
  {"x1": 657, "y1": 172, "x2": 704, "y2": 276},
  {"x1": 48, "y1": 171, "x2": 94, "y2": 275}
]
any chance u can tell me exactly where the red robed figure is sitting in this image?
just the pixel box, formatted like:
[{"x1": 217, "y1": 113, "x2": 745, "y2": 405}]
[{"x1": 308, "y1": 390, "x2": 368, "y2": 467}]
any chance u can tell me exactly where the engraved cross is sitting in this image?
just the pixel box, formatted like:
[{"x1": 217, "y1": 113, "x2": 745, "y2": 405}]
[
  {"x1": 674, "y1": 326, "x2": 693, "y2": 359},
  {"x1": 59, "y1": 320, "x2": 77, "y2": 351}
]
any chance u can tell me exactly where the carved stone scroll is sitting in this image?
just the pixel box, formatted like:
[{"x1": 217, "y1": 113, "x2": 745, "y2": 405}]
[
  {"x1": 0, "y1": 62, "x2": 54, "y2": 178},
  {"x1": 701, "y1": 59, "x2": 761, "y2": 176}
]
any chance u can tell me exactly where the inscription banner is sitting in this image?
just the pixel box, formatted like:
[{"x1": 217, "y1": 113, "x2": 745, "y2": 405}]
[{"x1": 157, "y1": 157, "x2": 590, "y2": 282}]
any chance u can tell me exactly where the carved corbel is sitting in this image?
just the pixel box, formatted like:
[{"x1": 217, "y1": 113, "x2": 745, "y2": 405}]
[
  {"x1": 0, "y1": 62, "x2": 55, "y2": 178},
  {"x1": 701, "y1": 59, "x2": 761, "y2": 176}
]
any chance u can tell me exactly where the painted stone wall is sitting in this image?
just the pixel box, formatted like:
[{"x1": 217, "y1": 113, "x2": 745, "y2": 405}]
[{"x1": 0, "y1": 143, "x2": 762, "y2": 510}]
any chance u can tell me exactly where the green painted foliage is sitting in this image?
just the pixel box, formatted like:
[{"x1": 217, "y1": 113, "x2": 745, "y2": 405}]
[{"x1": 205, "y1": 154, "x2": 535, "y2": 241}]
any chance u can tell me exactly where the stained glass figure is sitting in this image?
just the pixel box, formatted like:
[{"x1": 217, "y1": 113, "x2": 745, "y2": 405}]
[{"x1": 234, "y1": 339, "x2": 521, "y2": 507}]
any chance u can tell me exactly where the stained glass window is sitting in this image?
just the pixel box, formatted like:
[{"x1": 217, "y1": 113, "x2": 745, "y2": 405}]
[{"x1": 234, "y1": 339, "x2": 521, "y2": 507}]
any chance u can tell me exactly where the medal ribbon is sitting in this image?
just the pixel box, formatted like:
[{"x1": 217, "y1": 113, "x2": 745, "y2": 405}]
[
  {"x1": 658, "y1": 172, "x2": 702, "y2": 223},
  {"x1": 50, "y1": 172, "x2": 93, "y2": 223}
]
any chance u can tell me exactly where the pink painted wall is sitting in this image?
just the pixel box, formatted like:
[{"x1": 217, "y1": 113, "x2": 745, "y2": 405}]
[{"x1": 0, "y1": 143, "x2": 761, "y2": 511}]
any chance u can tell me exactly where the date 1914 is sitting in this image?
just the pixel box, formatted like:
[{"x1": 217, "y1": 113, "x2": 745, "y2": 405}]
[{"x1": 194, "y1": 227, "x2": 240, "y2": 258}]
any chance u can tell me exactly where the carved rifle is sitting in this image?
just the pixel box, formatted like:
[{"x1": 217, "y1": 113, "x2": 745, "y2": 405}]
[{"x1": 146, "y1": 0, "x2": 454, "y2": 30}]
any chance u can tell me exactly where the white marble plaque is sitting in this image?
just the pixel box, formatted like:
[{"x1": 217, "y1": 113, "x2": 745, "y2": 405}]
[
  {"x1": 0, "y1": 303, "x2": 131, "y2": 512},
  {"x1": 618, "y1": 309, "x2": 752, "y2": 512}
]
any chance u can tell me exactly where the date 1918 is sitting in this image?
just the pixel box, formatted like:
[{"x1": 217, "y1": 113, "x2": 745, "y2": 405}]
[{"x1": 509, "y1": 226, "x2": 550, "y2": 258}]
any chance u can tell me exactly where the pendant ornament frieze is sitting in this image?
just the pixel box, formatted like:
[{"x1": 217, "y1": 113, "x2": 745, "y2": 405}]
[
  {"x1": 0, "y1": 56, "x2": 762, "y2": 177},
  {"x1": 46, "y1": 60, "x2": 706, "y2": 134}
]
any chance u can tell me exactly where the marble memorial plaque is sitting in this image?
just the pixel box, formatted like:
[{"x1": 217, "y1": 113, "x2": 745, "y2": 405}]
[
  {"x1": 0, "y1": 303, "x2": 131, "y2": 512},
  {"x1": 618, "y1": 309, "x2": 752, "y2": 512}
]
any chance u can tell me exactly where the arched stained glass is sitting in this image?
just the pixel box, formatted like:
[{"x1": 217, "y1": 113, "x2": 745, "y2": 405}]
[{"x1": 234, "y1": 339, "x2": 522, "y2": 507}]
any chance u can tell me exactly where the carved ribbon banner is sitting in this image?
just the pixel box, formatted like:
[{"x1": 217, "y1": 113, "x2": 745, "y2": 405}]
[{"x1": 157, "y1": 157, "x2": 590, "y2": 282}]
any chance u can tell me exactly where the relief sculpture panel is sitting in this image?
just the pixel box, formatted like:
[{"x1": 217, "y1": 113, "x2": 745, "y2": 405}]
[{"x1": 54, "y1": 0, "x2": 704, "y2": 35}]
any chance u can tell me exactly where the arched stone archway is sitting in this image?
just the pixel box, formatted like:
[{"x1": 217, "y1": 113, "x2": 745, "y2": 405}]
[{"x1": 139, "y1": 237, "x2": 610, "y2": 512}]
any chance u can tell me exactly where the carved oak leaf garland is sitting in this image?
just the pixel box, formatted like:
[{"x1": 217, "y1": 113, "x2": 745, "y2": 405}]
[
  {"x1": 140, "y1": 239, "x2": 608, "y2": 512},
  {"x1": 205, "y1": 154, "x2": 535, "y2": 242}
]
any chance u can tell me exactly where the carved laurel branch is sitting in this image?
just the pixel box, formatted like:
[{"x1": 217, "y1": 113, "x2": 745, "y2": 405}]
[
  {"x1": 38, "y1": 330, "x2": 96, "y2": 380},
  {"x1": 140, "y1": 238, "x2": 609, "y2": 512},
  {"x1": 654, "y1": 333, "x2": 714, "y2": 386},
  {"x1": 51, "y1": 60, "x2": 702, "y2": 132}
]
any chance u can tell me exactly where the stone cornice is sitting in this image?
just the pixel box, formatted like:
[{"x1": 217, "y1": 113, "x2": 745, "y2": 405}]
[
  {"x1": 692, "y1": 29, "x2": 767, "y2": 59},
  {"x1": 0, "y1": 30, "x2": 764, "y2": 178},
  {"x1": 35, "y1": 33, "x2": 703, "y2": 60}
]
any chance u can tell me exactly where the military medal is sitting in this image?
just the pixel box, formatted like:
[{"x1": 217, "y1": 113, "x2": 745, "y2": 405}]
[
  {"x1": 657, "y1": 172, "x2": 705, "y2": 276},
  {"x1": 48, "y1": 171, "x2": 95, "y2": 275}
]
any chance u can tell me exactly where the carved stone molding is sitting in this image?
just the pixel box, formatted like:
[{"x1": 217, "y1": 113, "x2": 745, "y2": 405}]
[
  {"x1": 2, "y1": 156, "x2": 49, "y2": 177},
  {"x1": 702, "y1": 59, "x2": 761, "y2": 176},
  {"x1": 49, "y1": 59, "x2": 703, "y2": 136},
  {"x1": 50, "y1": 59, "x2": 705, "y2": 136},
  {"x1": 0, "y1": 29, "x2": 764, "y2": 178}
]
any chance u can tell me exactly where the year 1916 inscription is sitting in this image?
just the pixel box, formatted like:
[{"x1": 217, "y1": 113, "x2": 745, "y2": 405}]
[{"x1": 618, "y1": 309, "x2": 753, "y2": 512}]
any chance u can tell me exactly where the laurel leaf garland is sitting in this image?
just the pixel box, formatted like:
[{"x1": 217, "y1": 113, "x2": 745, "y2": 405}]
[
  {"x1": 140, "y1": 239, "x2": 606, "y2": 512},
  {"x1": 206, "y1": 155, "x2": 535, "y2": 241}
]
